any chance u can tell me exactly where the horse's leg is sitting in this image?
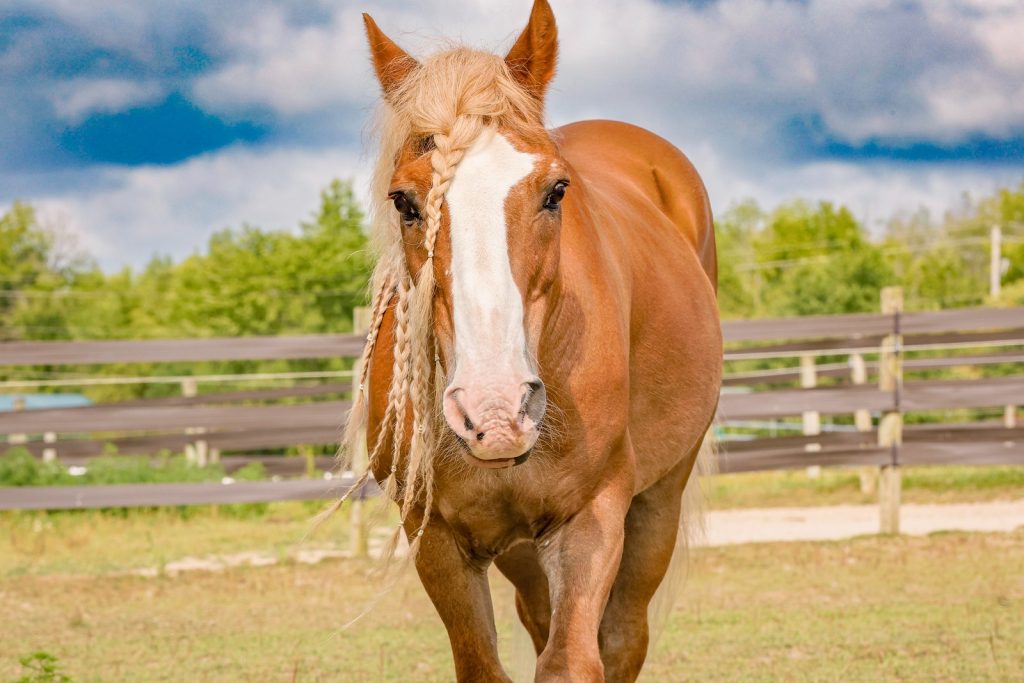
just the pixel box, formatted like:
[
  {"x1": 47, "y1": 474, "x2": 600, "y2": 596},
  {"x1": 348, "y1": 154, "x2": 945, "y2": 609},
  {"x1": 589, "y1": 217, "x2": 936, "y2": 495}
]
[
  {"x1": 494, "y1": 541, "x2": 551, "y2": 654},
  {"x1": 597, "y1": 450, "x2": 696, "y2": 682},
  {"x1": 535, "y1": 478, "x2": 631, "y2": 682},
  {"x1": 408, "y1": 513, "x2": 511, "y2": 683}
]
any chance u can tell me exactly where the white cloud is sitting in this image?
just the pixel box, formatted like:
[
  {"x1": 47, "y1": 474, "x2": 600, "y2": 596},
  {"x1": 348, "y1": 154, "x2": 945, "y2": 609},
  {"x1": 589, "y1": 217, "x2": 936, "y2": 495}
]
[
  {"x1": 191, "y1": 7, "x2": 371, "y2": 116},
  {"x1": 6, "y1": 0, "x2": 1024, "y2": 271},
  {"x1": 188, "y1": 0, "x2": 1024, "y2": 145},
  {"x1": 26, "y1": 138, "x2": 1020, "y2": 273},
  {"x1": 33, "y1": 145, "x2": 369, "y2": 269},
  {"x1": 48, "y1": 77, "x2": 165, "y2": 124},
  {"x1": 689, "y1": 141, "x2": 1022, "y2": 227}
]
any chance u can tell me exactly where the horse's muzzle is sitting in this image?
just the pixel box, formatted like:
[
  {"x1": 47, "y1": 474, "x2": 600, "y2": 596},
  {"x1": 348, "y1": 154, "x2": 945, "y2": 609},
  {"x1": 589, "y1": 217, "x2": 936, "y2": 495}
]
[{"x1": 442, "y1": 377, "x2": 546, "y2": 467}]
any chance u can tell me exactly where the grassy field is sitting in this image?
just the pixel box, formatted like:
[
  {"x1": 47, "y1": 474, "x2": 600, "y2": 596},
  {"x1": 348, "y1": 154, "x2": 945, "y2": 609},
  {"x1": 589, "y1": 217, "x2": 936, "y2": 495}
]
[
  {"x1": 706, "y1": 464, "x2": 1024, "y2": 509},
  {"x1": 1, "y1": 532, "x2": 1021, "y2": 682},
  {"x1": 1, "y1": 467, "x2": 1022, "y2": 681}
]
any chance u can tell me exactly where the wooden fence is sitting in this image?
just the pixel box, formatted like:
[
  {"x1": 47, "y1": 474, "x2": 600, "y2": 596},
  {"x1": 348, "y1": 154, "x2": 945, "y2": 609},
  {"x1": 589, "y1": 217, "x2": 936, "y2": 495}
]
[{"x1": 2, "y1": 295, "x2": 1023, "y2": 532}]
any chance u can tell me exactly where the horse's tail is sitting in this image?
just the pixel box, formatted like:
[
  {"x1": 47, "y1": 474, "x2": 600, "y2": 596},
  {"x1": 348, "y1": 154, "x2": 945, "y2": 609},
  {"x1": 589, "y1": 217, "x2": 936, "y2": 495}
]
[
  {"x1": 506, "y1": 429, "x2": 717, "y2": 679},
  {"x1": 646, "y1": 427, "x2": 717, "y2": 659}
]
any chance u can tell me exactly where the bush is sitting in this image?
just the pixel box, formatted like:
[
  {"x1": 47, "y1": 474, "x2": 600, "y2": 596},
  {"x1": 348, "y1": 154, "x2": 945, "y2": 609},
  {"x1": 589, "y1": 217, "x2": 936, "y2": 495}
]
[
  {"x1": 0, "y1": 449, "x2": 73, "y2": 487},
  {"x1": 0, "y1": 449, "x2": 274, "y2": 519},
  {"x1": 13, "y1": 652, "x2": 72, "y2": 683},
  {"x1": 0, "y1": 448, "x2": 238, "y2": 487}
]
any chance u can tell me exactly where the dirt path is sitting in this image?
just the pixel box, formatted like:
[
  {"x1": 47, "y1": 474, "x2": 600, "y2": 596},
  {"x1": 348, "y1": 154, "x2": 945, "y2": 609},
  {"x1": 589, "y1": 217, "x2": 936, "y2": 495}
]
[
  {"x1": 124, "y1": 498, "x2": 1024, "y2": 577},
  {"x1": 701, "y1": 498, "x2": 1024, "y2": 546}
]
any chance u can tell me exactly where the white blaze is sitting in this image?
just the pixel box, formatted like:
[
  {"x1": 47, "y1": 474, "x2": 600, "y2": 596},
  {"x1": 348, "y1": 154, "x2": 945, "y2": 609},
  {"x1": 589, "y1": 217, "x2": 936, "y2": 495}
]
[{"x1": 446, "y1": 128, "x2": 537, "y2": 379}]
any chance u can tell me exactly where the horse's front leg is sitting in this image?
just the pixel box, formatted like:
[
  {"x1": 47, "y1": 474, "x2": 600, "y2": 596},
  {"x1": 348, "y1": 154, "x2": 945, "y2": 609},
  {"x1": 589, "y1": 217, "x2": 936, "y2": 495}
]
[
  {"x1": 407, "y1": 512, "x2": 510, "y2": 683},
  {"x1": 535, "y1": 478, "x2": 632, "y2": 682}
]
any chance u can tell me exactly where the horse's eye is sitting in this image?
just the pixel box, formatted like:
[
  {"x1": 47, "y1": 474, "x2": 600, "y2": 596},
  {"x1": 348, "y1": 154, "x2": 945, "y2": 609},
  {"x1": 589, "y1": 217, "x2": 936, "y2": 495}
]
[
  {"x1": 543, "y1": 180, "x2": 569, "y2": 211},
  {"x1": 390, "y1": 192, "x2": 421, "y2": 224}
]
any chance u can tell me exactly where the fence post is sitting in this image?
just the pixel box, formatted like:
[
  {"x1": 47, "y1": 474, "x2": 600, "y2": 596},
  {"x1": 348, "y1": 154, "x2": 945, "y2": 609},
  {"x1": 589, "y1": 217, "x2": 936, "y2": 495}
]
[
  {"x1": 350, "y1": 306, "x2": 372, "y2": 559},
  {"x1": 850, "y1": 352, "x2": 876, "y2": 495},
  {"x1": 181, "y1": 378, "x2": 207, "y2": 466},
  {"x1": 878, "y1": 287, "x2": 903, "y2": 534},
  {"x1": 800, "y1": 353, "x2": 822, "y2": 478},
  {"x1": 9, "y1": 396, "x2": 27, "y2": 447},
  {"x1": 42, "y1": 432, "x2": 57, "y2": 463}
]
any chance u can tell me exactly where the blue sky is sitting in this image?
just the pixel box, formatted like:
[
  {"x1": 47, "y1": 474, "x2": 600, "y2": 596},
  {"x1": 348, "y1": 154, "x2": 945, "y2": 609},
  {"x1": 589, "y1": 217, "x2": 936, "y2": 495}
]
[{"x1": 2, "y1": 0, "x2": 1023, "y2": 268}]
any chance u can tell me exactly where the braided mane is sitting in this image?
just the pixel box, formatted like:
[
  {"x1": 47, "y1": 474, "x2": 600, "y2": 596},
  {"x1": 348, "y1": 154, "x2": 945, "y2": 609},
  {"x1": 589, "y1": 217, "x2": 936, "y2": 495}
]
[{"x1": 334, "y1": 47, "x2": 547, "y2": 556}]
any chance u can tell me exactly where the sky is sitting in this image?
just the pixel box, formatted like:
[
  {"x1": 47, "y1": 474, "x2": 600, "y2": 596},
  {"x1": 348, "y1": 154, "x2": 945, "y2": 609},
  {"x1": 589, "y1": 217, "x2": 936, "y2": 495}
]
[{"x1": 1, "y1": 0, "x2": 1023, "y2": 270}]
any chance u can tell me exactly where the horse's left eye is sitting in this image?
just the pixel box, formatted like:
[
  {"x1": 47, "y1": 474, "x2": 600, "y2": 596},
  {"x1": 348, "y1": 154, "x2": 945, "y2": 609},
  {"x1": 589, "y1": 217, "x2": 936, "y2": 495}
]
[{"x1": 543, "y1": 181, "x2": 569, "y2": 211}]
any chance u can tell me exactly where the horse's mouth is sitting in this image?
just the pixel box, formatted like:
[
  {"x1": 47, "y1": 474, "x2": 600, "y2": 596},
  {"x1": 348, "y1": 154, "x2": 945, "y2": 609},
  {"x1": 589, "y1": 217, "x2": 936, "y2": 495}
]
[{"x1": 454, "y1": 435, "x2": 531, "y2": 469}]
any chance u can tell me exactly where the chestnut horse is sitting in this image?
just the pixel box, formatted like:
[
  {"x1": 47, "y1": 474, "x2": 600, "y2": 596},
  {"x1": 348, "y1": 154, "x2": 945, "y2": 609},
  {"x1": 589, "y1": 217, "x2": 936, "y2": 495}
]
[{"x1": 340, "y1": 1, "x2": 722, "y2": 680}]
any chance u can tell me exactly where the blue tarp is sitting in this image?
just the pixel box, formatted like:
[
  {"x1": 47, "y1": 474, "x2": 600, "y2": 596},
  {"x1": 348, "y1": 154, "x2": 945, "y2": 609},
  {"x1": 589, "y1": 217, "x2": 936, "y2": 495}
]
[{"x1": 0, "y1": 393, "x2": 92, "y2": 411}]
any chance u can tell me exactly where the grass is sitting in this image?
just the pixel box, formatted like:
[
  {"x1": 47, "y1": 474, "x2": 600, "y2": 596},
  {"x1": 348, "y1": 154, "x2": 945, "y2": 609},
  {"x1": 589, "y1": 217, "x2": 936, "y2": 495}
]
[
  {"x1": 1, "y1": 486, "x2": 1023, "y2": 683},
  {"x1": 0, "y1": 501, "x2": 341, "y2": 578},
  {"x1": 706, "y1": 464, "x2": 1024, "y2": 509},
  {"x1": 2, "y1": 464, "x2": 1022, "y2": 680}
]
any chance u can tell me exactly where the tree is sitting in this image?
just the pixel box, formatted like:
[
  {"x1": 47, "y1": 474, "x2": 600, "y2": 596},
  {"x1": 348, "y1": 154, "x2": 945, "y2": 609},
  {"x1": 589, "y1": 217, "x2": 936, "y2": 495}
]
[
  {"x1": 714, "y1": 199, "x2": 894, "y2": 318},
  {"x1": 0, "y1": 202, "x2": 97, "y2": 340}
]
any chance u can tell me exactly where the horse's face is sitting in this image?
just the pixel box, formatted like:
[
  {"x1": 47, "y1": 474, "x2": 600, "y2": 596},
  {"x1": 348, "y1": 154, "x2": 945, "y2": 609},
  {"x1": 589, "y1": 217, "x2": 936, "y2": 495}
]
[
  {"x1": 389, "y1": 127, "x2": 568, "y2": 468},
  {"x1": 368, "y1": 0, "x2": 562, "y2": 468}
]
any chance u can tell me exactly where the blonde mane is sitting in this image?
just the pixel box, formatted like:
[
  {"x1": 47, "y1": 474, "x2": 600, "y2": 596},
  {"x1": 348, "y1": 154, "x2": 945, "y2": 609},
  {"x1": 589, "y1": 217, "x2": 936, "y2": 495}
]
[{"x1": 334, "y1": 47, "x2": 548, "y2": 557}]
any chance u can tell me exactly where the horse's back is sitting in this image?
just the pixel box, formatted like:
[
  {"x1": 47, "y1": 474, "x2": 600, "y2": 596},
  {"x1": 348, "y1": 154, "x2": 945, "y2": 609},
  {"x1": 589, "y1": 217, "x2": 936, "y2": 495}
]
[{"x1": 553, "y1": 119, "x2": 716, "y2": 286}]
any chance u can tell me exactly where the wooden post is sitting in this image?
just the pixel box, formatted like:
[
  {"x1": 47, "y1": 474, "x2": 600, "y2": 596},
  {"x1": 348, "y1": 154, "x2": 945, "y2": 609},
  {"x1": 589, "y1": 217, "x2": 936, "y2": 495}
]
[
  {"x1": 800, "y1": 353, "x2": 822, "y2": 478},
  {"x1": 851, "y1": 353, "x2": 876, "y2": 495},
  {"x1": 1005, "y1": 405, "x2": 1017, "y2": 429},
  {"x1": 42, "y1": 432, "x2": 57, "y2": 463},
  {"x1": 181, "y1": 378, "x2": 207, "y2": 466},
  {"x1": 878, "y1": 287, "x2": 903, "y2": 534},
  {"x1": 301, "y1": 445, "x2": 316, "y2": 479},
  {"x1": 350, "y1": 306, "x2": 372, "y2": 559},
  {"x1": 9, "y1": 396, "x2": 27, "y2": 446}
]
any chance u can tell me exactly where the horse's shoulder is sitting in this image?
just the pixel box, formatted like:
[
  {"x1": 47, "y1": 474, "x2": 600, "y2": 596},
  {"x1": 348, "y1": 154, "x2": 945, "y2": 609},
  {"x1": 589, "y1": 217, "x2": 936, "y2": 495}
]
[{"x1": 553, "y1": 120, "x2": 715, "y2": 281}]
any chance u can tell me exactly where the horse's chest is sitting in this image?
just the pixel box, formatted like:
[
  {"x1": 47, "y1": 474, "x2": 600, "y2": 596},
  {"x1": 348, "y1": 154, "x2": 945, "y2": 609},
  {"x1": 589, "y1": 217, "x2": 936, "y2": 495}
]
[{"x1": 434, "y1": 485, "x2": 554, "y2": 559}]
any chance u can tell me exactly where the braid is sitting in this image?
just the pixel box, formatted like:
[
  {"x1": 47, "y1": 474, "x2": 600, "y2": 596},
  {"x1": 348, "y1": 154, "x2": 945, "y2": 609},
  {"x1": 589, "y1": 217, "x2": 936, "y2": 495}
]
[
  {"x1": 338, "y1": 112, "x2": 486, "y2": 558},
  {"x1": 337, "y1": 273, "x2": 395, "y2": 473},
  {"x1": 387, "y1": 277, "x2": 413, "y2": 482}
]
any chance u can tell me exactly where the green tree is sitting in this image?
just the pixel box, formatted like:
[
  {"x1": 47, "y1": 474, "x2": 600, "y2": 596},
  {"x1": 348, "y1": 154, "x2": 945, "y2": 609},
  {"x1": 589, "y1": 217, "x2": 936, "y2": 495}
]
[
  {"x1": 753, "y1": 201, "x2": 891, "y2": 316},
  {"x1": 715, "y1": 200, "x2": 762, "y2": 319}
]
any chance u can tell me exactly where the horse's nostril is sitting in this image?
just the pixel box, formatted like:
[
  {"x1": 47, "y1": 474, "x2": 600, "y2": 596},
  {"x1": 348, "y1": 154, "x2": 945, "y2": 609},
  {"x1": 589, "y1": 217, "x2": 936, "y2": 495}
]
[
  {"x1": 520, "y1": 379, "x2": 547, "y2": 424},
  {"x1": 464, "y1": 416, "x2": 474, "y2": 432}
]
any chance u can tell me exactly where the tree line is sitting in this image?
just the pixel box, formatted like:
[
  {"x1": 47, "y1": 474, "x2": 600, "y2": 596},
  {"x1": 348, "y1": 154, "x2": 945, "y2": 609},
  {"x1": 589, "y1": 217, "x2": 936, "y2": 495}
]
[{"x1": 2, "y1": 177, "x2": 1023, "y2": 342}]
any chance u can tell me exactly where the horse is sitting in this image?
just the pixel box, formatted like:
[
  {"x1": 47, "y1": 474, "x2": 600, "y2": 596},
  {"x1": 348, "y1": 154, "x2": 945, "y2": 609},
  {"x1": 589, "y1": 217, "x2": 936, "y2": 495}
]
[{"x1": 340, "y1": 1, "x2": 722, "y2": 680}]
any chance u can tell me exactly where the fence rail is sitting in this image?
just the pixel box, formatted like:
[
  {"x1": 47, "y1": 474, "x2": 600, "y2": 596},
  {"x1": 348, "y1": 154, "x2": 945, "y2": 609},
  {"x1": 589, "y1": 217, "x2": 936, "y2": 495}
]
[
  {"x1": 2, "y1": 301, "x2": 1023, "y2": 524},
  {"x1": 0, "y1": 477, "x2": 369, "y2": 511}
]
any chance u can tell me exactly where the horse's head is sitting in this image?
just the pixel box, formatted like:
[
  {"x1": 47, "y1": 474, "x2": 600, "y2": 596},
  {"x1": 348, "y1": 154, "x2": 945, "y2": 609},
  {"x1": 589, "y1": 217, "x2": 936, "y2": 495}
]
[{"x1": 364, "y1": 1, "x2": 565, "y2": 469}]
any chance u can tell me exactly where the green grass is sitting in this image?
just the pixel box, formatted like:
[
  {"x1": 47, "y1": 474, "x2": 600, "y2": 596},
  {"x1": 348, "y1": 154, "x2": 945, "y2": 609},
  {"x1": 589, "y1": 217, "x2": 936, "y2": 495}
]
[
  {"x1": 2, "y1": 457, "x2": 1022, "y2": 680},
  {"x1": 0, "y1": 501, "x2": 343, "y2": 578},
  {"x1": 1, "y1": 530, "x2": 1021, "y2": 682},
  {"x1": 707, "y1": 464, "x2": 1024, "y2": 509}
]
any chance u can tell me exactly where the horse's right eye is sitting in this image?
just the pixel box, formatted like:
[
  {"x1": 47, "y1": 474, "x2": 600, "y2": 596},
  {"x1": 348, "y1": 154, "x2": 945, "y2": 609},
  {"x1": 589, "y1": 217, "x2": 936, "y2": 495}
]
[{"x1": 390, "y1": 192, "x2": 421, "y2": 224}]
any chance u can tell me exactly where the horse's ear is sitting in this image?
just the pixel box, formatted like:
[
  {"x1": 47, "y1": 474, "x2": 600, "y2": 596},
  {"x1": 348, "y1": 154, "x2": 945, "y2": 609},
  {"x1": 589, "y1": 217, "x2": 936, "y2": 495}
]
[
  {"x1": 362, "y1": 13, "x2": 418, "y2": 100},
  {"x1": 505, "y1": 0, "x2": 559, "y2": 102}
]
